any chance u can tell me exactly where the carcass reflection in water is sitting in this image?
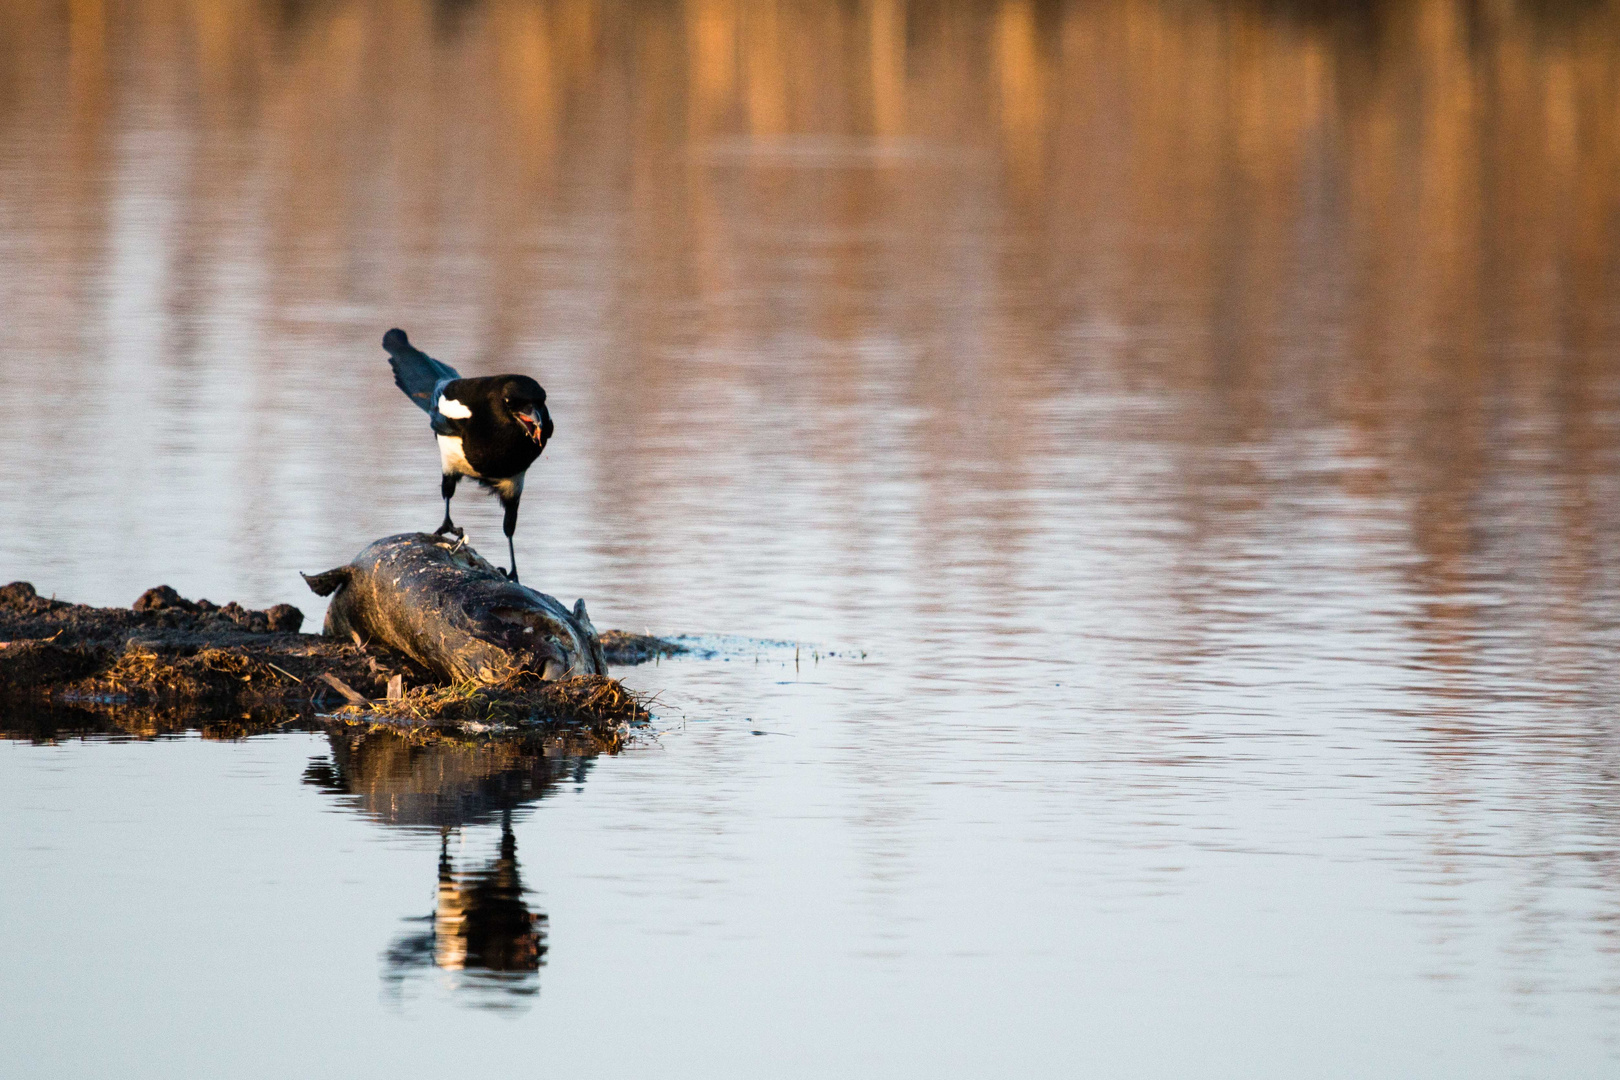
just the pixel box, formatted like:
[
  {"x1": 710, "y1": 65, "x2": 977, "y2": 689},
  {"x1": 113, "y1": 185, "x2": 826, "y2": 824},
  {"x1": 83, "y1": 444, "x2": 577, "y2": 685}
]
[{"x1": 304, "y1": 729, "x2": 589, "y2": 1009}]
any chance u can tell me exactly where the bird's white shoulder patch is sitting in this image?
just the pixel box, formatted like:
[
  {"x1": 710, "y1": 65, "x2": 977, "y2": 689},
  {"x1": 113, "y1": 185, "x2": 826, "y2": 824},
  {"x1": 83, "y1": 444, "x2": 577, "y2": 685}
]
[
  {"x1": 436, "y1": 394, "x2": 472, "y2": 419},
  {"x1": 437, "y1": 434, "x2": 477, "y2": 477}
]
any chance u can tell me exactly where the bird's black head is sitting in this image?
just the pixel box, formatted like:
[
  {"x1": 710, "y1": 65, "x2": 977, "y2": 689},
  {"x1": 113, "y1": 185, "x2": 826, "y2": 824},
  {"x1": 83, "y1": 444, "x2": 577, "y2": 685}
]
[{"x1": 493, "y1": 375, "x2": 553, "y2": 450}]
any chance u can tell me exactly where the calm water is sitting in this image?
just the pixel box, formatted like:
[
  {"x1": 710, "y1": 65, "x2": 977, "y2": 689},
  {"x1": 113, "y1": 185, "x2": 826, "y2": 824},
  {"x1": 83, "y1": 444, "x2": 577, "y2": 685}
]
[{"x1": 6, "y1": 0, "x2": 1620, "y2": 1074}]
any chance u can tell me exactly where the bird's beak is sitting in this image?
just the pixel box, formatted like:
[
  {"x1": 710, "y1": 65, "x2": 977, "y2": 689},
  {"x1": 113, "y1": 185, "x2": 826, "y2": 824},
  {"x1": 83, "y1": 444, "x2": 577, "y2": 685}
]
[{"x1": 517, "y1": 409, "x2": 545, "y2": 448}]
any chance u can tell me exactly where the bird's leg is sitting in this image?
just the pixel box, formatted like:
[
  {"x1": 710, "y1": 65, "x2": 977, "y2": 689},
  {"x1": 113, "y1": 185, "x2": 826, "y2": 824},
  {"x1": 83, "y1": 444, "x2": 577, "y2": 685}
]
[
  {"x1": 501, "y1": 492, "x2": 521, "y2": 583},
  {"x1": 434, "y1": 474, "x2": 464, "y2": 538}
]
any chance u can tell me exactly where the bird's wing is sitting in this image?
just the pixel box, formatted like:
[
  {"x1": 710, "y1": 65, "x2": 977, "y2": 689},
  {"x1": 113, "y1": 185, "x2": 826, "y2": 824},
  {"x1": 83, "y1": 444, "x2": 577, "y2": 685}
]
[
  {"x1": 383, "y1": 328, "x2": 461, "y2": 412},
  {"x1": 428, "y1": 379, "x2": 460, "y2": 436}
]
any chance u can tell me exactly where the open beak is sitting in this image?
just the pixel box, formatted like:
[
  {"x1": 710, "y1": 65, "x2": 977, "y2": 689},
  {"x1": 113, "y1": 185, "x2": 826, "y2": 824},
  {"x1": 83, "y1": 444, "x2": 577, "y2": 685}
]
[{"x1": 516, "y1": 409, "x2": 545, "y2": 448}]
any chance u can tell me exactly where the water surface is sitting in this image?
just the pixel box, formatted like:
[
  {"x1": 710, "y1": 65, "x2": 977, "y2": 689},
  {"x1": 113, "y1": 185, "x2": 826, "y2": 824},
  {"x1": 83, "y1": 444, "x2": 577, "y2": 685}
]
[{"x1": 4, "y1": 0, "x2": 1620, "y2": 1074}]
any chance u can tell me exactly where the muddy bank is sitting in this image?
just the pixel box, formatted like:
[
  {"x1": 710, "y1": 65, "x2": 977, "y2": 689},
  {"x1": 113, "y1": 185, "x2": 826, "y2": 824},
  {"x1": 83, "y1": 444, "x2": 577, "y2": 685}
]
[
  {"x1": 0, "y1": 581, "x2": 374, "y2": 701},
  {"x1": 0, "y1": 580, "x2": 679, "y2": 743}
]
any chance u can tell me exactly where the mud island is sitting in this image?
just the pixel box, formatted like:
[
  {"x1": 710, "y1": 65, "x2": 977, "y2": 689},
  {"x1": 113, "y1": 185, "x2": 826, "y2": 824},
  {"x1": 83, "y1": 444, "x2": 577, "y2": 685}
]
[{"x1": 0, "y1": 534, "x2": 683, "y2": 749}]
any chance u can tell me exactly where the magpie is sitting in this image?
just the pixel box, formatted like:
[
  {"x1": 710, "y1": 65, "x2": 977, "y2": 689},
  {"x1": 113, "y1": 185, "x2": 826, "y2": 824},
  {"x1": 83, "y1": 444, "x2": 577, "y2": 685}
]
[{"x1": 383, "y1": 328, "x2": 553, "y2": 584}]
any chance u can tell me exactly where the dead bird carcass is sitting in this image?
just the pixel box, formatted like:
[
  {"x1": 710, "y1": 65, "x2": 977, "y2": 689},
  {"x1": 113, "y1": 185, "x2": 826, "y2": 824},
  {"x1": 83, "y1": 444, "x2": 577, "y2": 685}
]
[{"x1": 304, "y1": 533, "x2": 607, "y2": 683}]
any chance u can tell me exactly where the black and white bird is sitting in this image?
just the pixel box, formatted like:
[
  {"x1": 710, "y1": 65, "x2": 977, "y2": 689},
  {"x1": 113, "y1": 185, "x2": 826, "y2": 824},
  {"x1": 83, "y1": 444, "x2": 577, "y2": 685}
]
[{"x1": 383, "y1": 328, "x2": 553, "y2": 584}]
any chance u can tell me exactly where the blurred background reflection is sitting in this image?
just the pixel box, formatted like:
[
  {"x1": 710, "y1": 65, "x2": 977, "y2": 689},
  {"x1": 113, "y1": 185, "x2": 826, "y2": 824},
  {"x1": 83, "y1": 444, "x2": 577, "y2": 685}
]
[{"x1": 4, "y1": 0, "x2": 1618, "y2": 634}]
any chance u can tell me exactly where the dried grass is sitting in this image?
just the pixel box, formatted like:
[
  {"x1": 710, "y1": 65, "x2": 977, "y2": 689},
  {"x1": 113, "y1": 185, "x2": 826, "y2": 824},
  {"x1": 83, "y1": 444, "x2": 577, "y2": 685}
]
[
  {"x1": 333, "y1": 671, "x2": 651, "y2": 749},
  {"x1": 98, "y1": 645, "x2": 297, "y2": 699}
]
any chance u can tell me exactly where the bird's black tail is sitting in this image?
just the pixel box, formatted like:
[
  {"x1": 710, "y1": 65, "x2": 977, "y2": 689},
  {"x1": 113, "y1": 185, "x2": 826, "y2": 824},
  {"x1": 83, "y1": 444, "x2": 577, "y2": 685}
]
[{"x1": 383, "y1": 328, "x2": 461, "y2": 412}]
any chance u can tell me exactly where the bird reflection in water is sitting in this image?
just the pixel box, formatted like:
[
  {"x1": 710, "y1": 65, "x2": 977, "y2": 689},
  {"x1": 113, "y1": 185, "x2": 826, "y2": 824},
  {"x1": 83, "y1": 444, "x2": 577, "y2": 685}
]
[
  {"x1": 303, "y1": 729, "x2": 591, "y2": 1011},
  {"x1": 383, "y1": 815, "x2": 545, "y2": 1009}
]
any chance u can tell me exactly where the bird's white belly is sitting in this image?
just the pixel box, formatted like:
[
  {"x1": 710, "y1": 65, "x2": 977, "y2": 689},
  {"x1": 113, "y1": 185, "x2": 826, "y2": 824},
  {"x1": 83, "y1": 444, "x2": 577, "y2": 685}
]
[{"x1": 437, "y1": 434, "x2": 478, "y2": 478}]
